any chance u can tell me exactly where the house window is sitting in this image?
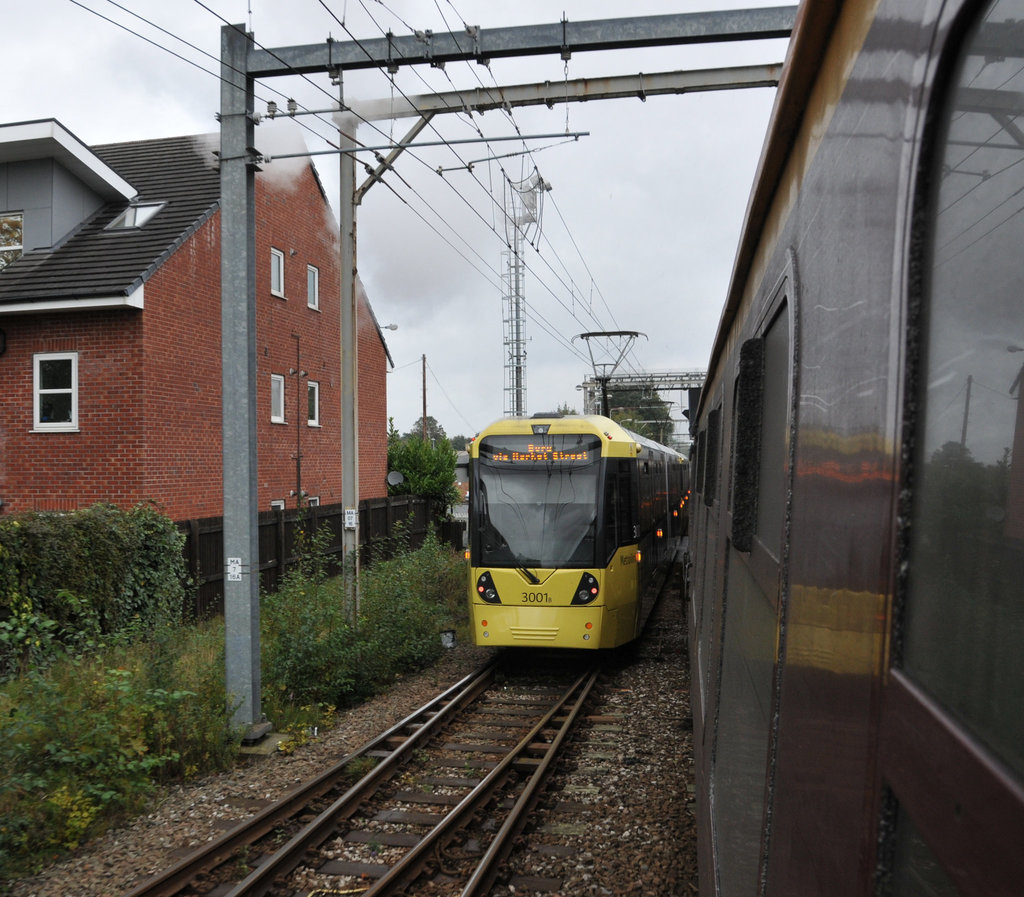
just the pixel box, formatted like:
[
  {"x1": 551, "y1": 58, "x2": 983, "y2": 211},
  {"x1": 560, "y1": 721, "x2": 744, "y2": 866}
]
[
  {"x1": 34, "y1": 352, "x2": 78, "y2": 431},
  {"x1": 307, "y1": 380, "x2": 320, "y2": 426},
  {"x1": 106, "y1": 202, "x2": 164, "y2": 229},
  {"x1": 271, "y1": 373, "x2": 285, "y2": 423},
  {"x1": 270, "y1": 499, "x2": 286, "y2": 511},
  {"x1": 270, "y1": 248, "x2": 285, "y2": 297},
  {"x1": 307, "y1": 264, "x2": 320, "y2": 310},
  {"x1": 307, "y1": 495, "x2": 320, "y2": 507},
  {"x1": 1, "y1": 212, "x2": 23, "y2": 271}
]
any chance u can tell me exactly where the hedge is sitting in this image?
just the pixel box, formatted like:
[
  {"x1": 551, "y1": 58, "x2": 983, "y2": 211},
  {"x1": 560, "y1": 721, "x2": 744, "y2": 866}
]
[{"x1": 0, "y1": 503, "x2": 188, "y2": 679}]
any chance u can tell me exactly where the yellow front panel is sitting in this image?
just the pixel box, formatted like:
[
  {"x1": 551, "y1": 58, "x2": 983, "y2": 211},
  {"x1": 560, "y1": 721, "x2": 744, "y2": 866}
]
[
  {"x1": 469, "y1": 546, "x2": 642, "y2": 649},
  {"x1": 471, "y1": 603, "x2": 606, "y2": 648}
]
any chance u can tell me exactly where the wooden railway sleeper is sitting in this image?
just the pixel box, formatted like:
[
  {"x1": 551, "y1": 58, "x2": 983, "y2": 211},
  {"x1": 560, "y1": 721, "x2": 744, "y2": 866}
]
[
  {"x1": 121, "y1": 659, "x2": 498, "y2": 897},
  {"x1": 357, "y1": 666, "x2": 600, "y2": 897},
  {"x1": 216, "y1": 661, "x2": 499, "y2": 897}
]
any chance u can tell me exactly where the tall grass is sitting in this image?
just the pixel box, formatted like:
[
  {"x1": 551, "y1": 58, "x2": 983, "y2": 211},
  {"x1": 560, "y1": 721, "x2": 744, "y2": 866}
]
[
  {"x1": 0, "y1": 531, "x2": 467, "y2": 883},
  {"x1": 261, "y1": 528, "x2": 467, "y2": 727},
  {"x1": 0, "y1": 617, "x2": 234, "y2": 877}
]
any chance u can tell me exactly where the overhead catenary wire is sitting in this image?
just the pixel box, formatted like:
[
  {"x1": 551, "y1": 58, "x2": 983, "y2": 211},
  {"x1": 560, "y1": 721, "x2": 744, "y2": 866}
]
[
  {"x1": 314, "y1": 0, "x2": 603, "y2": 364},
  {"x1": 335, "y1": 0, "x2": 624, "y2": 334},
  {"x1": 69, "y1": 0, "x2": 575, "y2": 359},
  {"x1": 73, "y1": 0, "x2": 644, "y2": 399},
  {"x1": 427, "y1": 0, "x2": 646, "y2": 376}
]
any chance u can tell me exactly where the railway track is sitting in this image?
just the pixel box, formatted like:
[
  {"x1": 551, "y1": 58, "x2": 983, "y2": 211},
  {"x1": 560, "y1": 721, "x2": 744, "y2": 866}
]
[{"x1": 124, "y1": 656, "x2": 600, "y2": 897}]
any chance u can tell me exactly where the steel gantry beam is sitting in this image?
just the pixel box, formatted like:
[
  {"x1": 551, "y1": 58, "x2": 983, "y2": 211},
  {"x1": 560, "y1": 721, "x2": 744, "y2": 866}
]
[
  {"x1": 243, "y1": 8, "x2": 797, "y2": 78},
  {"x1": 219, "y1": 7, "x2": 796, "y2": 735},
  {"x1": 581, "y1": 370, "x2": 708, "y2": 411},
  {"x1": 355, "y1": 64, "x2": 782, "y2": 200},
  {"x1": 357, "y1": 63, "x2": 784, "y2": 123}
]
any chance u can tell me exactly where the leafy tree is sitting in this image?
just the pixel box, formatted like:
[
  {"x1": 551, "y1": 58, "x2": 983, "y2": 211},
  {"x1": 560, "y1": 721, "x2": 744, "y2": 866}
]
[
  {"x1": 387, "y1": 419, "x2": 460, "y2": 511},
  {"x1": 449, "y1": 434, "x2": 470, "y2": 451},
  {"x1": 404, "y1": 415, "x2": 447, "y2": 445},
  {"x1": 607, "y1": 384, "x2": 674, "y2": 443},
  {"x1": 556, "y1": 402, "x2": 578, "y2": 416}
]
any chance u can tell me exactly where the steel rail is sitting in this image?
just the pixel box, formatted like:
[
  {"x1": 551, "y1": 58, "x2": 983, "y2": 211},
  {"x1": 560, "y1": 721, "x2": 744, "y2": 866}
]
[
  {"x1": 220, "y1": 660, "x2": 500, "y2": 896},
  {"x1": 360, "y1": 666, "x2": 600, "y2": 896},
  {"x1": 122, "y1": 658, "x2": 498, "y2": 897},
  {"x1": 461, "y1": 666, "x2": 601, "y2": 896}
]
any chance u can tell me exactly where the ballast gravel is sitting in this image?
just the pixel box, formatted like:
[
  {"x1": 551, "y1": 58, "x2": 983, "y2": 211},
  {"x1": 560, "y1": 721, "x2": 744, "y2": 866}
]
[{"x1": 9, "y1": 582, "x2": 697, "y2": 897}]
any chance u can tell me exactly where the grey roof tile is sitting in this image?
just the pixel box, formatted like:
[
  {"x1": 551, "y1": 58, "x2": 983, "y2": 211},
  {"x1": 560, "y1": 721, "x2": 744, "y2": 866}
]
[{"x1": 0, "y1": 134, "x2": 220, "y2": 306}]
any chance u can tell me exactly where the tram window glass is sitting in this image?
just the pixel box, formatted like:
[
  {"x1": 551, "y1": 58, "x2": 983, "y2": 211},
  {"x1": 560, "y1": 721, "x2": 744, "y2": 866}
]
[
  {"x1": 732, "y1": 338, "x2": 765, "y2": 551},
  {"x1": 756, "y1": 306, "x2": 789, "y2": 558},
  {"x1": 704, "y1": 406, "x2": 721, "y2": 507},
  {"x1": 694, "y1": 430, "x2": 705, "y2": 496},
  {"x1": 904, "y1": 0, "x2": 1024, "y2": 780},
  {"x1": 603, "y1": 460, "x2": 636, "y2": 562},
  {"x1": 889, "y1": 809, "x2": 960, "y2": 897},
  {"x1": 475, "y1": 434, "x2": 602, "y2": 568}
]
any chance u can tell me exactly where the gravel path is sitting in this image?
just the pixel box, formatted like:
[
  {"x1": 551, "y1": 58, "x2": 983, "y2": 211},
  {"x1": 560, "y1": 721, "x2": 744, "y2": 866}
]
[{"x1": 9, "y1": 583, "x2": 695, "y2": 897}]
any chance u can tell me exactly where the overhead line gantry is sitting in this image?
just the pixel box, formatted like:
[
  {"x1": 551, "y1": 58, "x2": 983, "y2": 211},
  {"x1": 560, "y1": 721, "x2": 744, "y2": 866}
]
[{"x1": 219, "y1": 6, "x2": 797, "y2": 735}]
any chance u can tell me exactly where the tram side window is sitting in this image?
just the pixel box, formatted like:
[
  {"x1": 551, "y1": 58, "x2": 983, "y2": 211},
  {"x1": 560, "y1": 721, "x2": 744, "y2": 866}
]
[
  {"x1": 603, "y1": 460, "x2": 636, "y2": 561},
  {"x1": 704, "y1": 407, "x2": 721, "y2": 507},
  {"x1": 693, "y1": 430, "x2": 705, "y2": 497},
  {"x1": 904, "y1": 0, "x2": 1024, "y2": 784},
  {"x1": 731, "y1": 338, "x2": 765, "y2": 552},
  {"x1": 756, "y1": 306, "x2": 789, "y2": 559}
]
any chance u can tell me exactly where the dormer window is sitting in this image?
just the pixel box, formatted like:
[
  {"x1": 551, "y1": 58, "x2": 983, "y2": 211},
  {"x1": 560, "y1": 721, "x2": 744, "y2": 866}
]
[
  {"x1": 107, "y1": 202, "x2": 164, "y2": 230},
  {"x1": 0, "y1": 212, "x2": 23, "y2": 271}
]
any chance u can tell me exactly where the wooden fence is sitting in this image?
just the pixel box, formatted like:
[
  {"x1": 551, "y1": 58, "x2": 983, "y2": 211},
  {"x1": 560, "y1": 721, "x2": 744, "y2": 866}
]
[{"x1": 178, "y1": 496, "x2": 465, "y2": 618}]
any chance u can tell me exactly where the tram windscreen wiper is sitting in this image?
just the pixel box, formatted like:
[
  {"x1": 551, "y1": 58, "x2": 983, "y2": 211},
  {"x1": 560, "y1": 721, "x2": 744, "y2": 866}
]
[{"x1": 516, "y1": 556, "x2": 541, "y2": 584}]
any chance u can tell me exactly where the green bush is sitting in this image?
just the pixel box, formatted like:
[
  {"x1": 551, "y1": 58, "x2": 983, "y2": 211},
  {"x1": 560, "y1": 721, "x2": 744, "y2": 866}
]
[
  {"x1": 358, "y1": 529, "x2": 467, "y2": 680},
  {"x1": 0, "y1": 504, "x2": 187, "y2": 679},
  {"x1": 261, "y1": 572, "x2": 359, "y2": 714},
  {"x1": 0, "y1": 618, "x2": 236, "y2": 879},
  {"x1": 386, "y1": 421, "x2": 461, "y2": 510},
  {"x1": 0, "y1": 529, "x2": 467, "y2": 884},
  {"x1": 261, "y1": 528, "x2": 467, "y2": 720}
]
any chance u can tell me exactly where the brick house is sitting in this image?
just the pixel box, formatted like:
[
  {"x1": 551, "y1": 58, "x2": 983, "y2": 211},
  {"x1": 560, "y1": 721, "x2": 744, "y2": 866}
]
[{"x1": 0, "y1": 119, "x2": 392, "y2": 521}]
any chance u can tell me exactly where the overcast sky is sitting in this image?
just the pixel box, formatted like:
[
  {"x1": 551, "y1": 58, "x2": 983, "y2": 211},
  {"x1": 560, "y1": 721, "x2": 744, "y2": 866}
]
[{"x1": 6, "y1": 1, "x2": 789, "y2": 443}]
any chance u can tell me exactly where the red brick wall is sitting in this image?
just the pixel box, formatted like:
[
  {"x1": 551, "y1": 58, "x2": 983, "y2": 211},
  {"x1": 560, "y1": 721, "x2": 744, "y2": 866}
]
[
  {"x1": 253, "y1": 164, "x2": 344, "y2": 511},
  {"x1": 0, "y1": 311, "x2": 144, "y2": 513},
  {"x1": 139, "y1": 213, "x2": 223, "y2": 518},
  {"x1": 0, "y1": 159, "x2": 390, "y2": 519}
]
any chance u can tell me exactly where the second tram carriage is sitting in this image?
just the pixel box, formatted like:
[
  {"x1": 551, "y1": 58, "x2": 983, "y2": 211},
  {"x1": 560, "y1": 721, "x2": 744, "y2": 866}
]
[
  {"x1": 686, "y1": 0, "x2": 1024, "y2": 894},
  {"x1": 467, "y1": 414, "x2": 687, "y2": 649}
]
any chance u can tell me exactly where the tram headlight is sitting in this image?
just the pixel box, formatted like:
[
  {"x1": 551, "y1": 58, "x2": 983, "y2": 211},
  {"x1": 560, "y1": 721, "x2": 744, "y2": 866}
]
[
  {"x1": 476, "y1": 571, "x2": 501, "y2": 604},
  {"x1": 571, "y1": 572, "x2": 599, "y2": 605}
]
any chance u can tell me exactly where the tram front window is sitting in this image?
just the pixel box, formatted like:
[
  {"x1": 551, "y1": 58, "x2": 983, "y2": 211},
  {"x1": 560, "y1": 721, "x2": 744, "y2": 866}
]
[{"x1": 476, "y1": 434, "x2": 602, "y2": 568}]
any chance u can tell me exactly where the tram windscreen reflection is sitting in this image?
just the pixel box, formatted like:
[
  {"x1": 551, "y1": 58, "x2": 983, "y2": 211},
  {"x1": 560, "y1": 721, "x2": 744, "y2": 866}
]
[{"x1": 476, "y1": 435, "x2": 602, "y2": 568}]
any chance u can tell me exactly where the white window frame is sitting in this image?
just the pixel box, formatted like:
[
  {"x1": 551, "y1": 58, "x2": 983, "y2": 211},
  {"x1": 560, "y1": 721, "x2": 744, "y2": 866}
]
[
  {"x1": 307, "y1": 380, "x2": 320, "y2": 427},
  {"x1": 106, "y1": 202, "x2": 165, "y2": 230},
  {"x1": 270, "y1": 499, "x2": 286, "y2": 511},
  {"x1": 271, "y1": 373, "x2": 286, "y2": 423},
  {"x1": 307, "y1": 495, "x2": 320, "y2": 507},
  {"x1": 33, "y1": 352, "x2": 79, "y2": 432},
  {"x1": 270, "y1": 247, "x2": 285, "y2": 298},
  {"x1": 307, "y1": 264, "x2": 320, "y2": 310}
]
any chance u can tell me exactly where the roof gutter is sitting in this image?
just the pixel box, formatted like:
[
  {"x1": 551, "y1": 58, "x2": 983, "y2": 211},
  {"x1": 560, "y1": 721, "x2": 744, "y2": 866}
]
[{"x1": 0, "y1": 285, "x2": 144, "y2": 315}]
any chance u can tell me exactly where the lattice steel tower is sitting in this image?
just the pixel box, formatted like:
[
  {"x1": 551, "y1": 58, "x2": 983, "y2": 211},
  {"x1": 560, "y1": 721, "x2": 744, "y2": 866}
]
[{"x1": 502, "y1": 171, "x2": 548, "y2": 417}]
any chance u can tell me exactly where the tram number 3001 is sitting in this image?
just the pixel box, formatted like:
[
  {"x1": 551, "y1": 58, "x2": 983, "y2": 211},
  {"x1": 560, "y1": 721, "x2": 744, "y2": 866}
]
[{"x1": 521, "y1": 592, "x2": 551, "y2": 603}]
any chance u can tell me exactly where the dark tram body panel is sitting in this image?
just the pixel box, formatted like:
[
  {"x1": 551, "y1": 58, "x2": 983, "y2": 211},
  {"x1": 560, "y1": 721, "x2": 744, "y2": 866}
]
[{"x1": 688, "y1": 0, "x2": 1024, "y2": 895}]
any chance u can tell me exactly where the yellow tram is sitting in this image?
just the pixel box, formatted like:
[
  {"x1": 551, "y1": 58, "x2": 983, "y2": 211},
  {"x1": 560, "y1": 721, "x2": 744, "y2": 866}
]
[{"x1": 467, "y1": 415, "x2": 687, "y2": 649}]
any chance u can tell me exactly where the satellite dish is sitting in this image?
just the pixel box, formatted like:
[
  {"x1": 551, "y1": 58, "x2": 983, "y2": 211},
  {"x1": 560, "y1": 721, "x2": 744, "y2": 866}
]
[{"x1": 387, "y1": 470, "x2": 405, "y2": 486}]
